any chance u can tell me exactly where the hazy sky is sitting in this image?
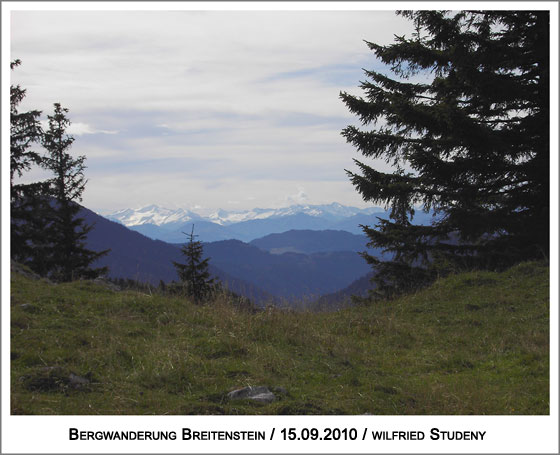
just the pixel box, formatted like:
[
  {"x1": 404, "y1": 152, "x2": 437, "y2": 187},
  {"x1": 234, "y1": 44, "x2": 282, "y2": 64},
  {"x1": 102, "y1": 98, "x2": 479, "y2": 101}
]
[{"x1": 9, "y1": 7, "x2": 415, "y2": 213}]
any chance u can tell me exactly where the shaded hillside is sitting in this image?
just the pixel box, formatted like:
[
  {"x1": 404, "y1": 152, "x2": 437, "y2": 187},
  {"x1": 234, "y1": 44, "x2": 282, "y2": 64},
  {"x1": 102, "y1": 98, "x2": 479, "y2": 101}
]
[
  {"x1": 152, "y1": 214, "x2": 333, "y2": 243},
  {"x1": 131, "y1": 220, "x2": 237, "y2": 243},
  {"x1": 81, "y1": 207, "x2": 182, "y2": 283},
  {"x1": 250, "y1": 229, "x2": 369, "y2": 254},
  {"x1": 312, "y1": 273, "x2": 375, "y2": 310},
  {"x1": 225, "y1": 213, "x2": 330, "y2": 241},
  {"x1": 11, "y1": 261, "x2": 549, "y2": 415},
  {"x1": 79, "y1": 206, "x2": 275, "y2": 304},
  {"x1": 203, "y1": 240, "x2": 370, "y2": 299},
  {"x1": 79, "y1": 206, "x2": 372, "y2": 303}
]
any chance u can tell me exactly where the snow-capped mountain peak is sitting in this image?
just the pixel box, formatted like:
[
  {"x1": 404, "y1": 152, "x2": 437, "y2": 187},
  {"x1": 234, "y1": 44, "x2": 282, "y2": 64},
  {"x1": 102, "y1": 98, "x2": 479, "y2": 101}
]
[
  {"x1": 105, "y1": 205, "x2": 199, "y2": 227},
  {"x1": 103, "y1": 203, "x2": 384, "y2": 227},
  {"x1": 207, "y1": 208, "x2": 278, "y2": 225}
]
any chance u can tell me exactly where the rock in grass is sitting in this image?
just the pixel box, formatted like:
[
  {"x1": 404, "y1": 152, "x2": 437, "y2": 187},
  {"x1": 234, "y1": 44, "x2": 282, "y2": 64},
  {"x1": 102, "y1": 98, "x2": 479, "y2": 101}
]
[
  {"x1": 19, "y1": 303, "x2": 38, "y2": 313},
  {"x1": 22, "y1": 367, "x2": 92, "y2": 392},
  {"x1": 68, "y1": 373, "x2": 91, "y2": 388},
  {"x1": 227, "y1": 386, "x2": 276, "y2": 403}
]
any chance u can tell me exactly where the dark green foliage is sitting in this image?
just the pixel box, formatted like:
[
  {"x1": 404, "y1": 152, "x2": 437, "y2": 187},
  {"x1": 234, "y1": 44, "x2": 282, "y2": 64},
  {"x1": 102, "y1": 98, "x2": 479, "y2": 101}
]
[
  {"x1": 41, "y1": 103, "x2": 109, "y2": 281},
  {"x1": 12, "y1": 186, "x2": 57, "y2": 277},
  {"x1": 10, "y1": 60, "x2": 50, "y2": 266},
  {"x1": 173, "y1": 225, "x2": 215, "y2": 304},
  {"x1": 341, "y1": 11, "x2": 549, "y2": 297},
  {"x1": 10, "y1": 60, "x2": 43, "y2": 185},
  {"x1": 10, "y1": 62, "x2": 108, "y2": 281}
]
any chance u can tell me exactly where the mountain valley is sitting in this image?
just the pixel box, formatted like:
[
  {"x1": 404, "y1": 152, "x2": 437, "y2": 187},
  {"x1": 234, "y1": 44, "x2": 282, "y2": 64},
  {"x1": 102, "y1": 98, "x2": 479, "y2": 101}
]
[{"x1": 81, "y1": 205, "x2": 385, "y2": 306}]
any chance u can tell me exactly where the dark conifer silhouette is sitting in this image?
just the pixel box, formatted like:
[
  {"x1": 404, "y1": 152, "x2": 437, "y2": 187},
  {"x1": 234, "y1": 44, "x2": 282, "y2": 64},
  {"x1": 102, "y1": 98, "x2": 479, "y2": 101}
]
[
  {"x1": 41, "y1": 103, "x2": 109, "y2": 281},
  {"x1": 10, "y1": 60, "x2": 50, "y2": 267},
  {"x1": 341, "y1": 11, "x2": 549, "y2": 297},
  {"x1": 10, "y1": 60, "x2": 43, "y2": 185},
  {"x1": 173, "y1": 225, "x2": 214, "y2": 304}
]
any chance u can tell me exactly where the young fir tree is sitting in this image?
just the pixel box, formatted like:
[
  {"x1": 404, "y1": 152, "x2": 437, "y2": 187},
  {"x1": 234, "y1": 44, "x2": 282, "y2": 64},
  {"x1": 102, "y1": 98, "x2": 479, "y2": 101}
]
[
  {"x1": 340, "y1": 11, "x2": 549, "y2": 298},
  {"x1": 173, "y1": 225, "x2": 214, "y2": 304},
  {"x1": 10, "y1": 60, "x2": 50, "y2": 268},
  {"x1": 41, "y1": 103, "x2": 109, "y2": 282}
]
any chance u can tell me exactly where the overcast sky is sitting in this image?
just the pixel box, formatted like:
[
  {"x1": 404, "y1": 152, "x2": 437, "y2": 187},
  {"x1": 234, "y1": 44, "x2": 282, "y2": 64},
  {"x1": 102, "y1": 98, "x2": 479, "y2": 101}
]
[{"x1": 10, "y1": 7, "x2": 415, "y2": 213}]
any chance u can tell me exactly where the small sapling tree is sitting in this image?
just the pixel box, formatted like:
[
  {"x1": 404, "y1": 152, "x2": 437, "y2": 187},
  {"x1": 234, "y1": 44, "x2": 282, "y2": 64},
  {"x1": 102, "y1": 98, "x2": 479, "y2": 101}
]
[{"x1": 173, "y1": 225, "x2": 215, "y2": 304}]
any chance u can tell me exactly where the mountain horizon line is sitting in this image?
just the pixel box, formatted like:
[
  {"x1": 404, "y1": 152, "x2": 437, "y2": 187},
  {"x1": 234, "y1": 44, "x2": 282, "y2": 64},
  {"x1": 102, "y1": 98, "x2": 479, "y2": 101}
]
[{"x1": 100, "y1": 202, "x2": 388, "y2": 228}]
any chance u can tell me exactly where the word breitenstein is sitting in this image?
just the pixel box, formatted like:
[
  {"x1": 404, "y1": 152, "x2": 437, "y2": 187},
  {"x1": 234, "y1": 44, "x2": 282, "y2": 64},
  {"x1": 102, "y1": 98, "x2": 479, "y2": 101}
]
[{"x1": 69, "y1": 428, "x2": 265, "y2": 441}]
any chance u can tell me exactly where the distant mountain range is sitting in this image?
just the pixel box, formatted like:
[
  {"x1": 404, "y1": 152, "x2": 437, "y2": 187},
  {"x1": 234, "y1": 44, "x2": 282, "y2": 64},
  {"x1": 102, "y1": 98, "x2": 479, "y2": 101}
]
[
  {"x1": 79, "y1": 206, "x2": 275, "y2": 303},
  {"x1": 104, "y1": 203, "x2": 384, "y2": 227},
  {"x1": 79, "y1": 205, "x2": 392, "y2": 305},
  {"x1": 102, "y1": 203, "x2": 438, "y2": 243}
]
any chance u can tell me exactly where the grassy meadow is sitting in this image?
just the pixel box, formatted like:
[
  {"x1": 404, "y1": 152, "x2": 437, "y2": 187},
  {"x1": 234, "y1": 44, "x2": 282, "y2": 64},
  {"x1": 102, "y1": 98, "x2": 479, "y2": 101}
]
[{"x1": 10, "y1": 261, "x2": 549, "y2": 415}]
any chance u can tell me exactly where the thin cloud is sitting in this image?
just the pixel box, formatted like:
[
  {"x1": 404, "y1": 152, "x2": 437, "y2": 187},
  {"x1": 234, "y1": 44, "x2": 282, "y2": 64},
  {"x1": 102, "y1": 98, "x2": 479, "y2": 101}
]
[
  {"x1": 68, "y1": 123, "x2": 119, "y2": 136},
  {"x1": 10, "y1": 9, "x2": 414, "y2": 212}
]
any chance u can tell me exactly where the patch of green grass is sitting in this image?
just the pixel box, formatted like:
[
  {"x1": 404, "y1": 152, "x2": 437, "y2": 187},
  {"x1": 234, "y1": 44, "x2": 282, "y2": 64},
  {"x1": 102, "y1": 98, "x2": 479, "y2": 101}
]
[{"x1": 10, "y1": 261, "x2": 549, "y2": 415}]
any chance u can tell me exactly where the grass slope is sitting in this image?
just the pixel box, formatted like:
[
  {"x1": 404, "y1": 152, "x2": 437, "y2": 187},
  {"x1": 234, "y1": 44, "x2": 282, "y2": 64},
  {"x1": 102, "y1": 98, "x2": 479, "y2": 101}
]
[{"x1": 11, "y1": 262, "x2": 549, "y2": 415}]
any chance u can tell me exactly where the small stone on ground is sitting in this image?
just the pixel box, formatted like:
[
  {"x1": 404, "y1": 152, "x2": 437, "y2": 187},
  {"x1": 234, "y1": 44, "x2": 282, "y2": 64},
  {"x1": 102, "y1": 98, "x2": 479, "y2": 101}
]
[{"x1": 227, "y1": 386, "x2": 276, "y2": 403}]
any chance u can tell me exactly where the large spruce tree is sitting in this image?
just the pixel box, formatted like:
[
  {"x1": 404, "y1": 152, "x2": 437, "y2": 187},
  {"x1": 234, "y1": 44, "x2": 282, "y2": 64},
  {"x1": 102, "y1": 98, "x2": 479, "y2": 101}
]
[
  {"x1": 173, "y1": 225, "x2": 214, "y2": 304},
  {"x1": 41, "y1": 103, "x2": 108, "y2": 282},
  {"x1": 10, "y1": 60, "x2": 51, "y2": 268},
  {"x1": 341, "y1": 11, "x2": 549, "y2": 297}
]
